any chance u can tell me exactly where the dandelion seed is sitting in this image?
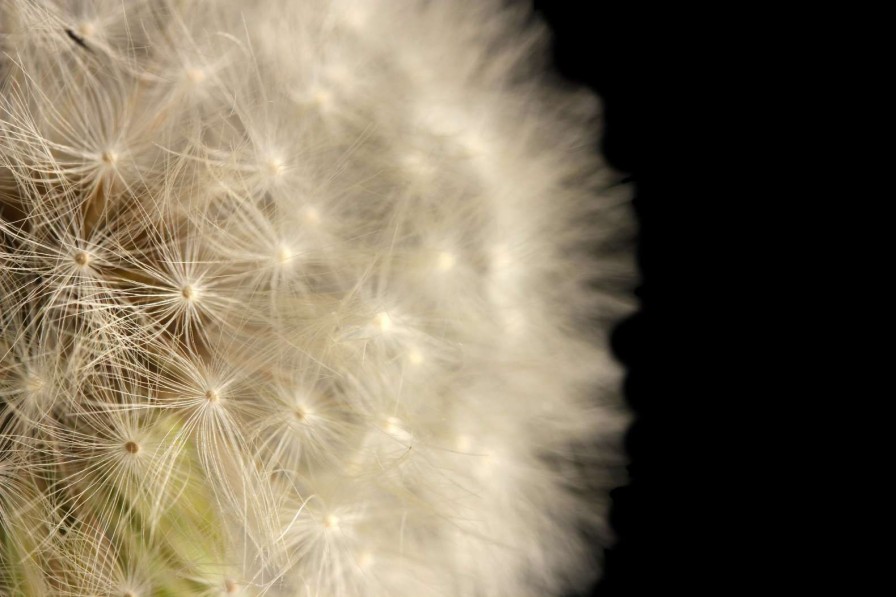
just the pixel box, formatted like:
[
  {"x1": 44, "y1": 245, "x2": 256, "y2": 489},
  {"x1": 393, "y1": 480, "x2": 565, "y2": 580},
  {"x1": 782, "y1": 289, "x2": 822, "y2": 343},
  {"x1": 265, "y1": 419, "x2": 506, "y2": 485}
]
[
  {"x1": 275, "y1": 243, "x2": 294, "y2": 265},
  {"x1": 75, "y1": 21, "x2": 96, "y2": 40},
  {"x1": 373, "y1": 312, "x2": 392, "y2": 333},
  {"x1": 73, "y1": 250, "x2": 91, "y2": 268},
  {"x1": 382, "y1": 416, "x2": 412, "y2": 444},
  {"x1": 185, "y1": 67, "x2": 207, "y2": 85},
  {"x1": 23, "y1": 373, "x2": 45, "y2": 394},
  {"x1": 101, "y1": 150, "x2": 118, "y2": 166},
  {"x1": 264, "y1": 157, "x2": 285, "y2": 178}
]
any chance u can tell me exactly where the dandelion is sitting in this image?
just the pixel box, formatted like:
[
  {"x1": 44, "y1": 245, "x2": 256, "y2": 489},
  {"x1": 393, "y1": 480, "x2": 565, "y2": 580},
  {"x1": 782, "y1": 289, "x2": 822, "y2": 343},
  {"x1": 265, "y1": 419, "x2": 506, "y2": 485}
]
[{"x1": 0, "y1": 1, "x2": 631, "y2": 595}]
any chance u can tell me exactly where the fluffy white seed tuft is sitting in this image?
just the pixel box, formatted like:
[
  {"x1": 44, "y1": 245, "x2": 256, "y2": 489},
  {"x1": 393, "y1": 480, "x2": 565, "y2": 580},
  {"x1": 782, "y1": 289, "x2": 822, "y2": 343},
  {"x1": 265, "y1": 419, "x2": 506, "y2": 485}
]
[{"x1": 0, "y1": 1, "x2": 632, "y2": 596}]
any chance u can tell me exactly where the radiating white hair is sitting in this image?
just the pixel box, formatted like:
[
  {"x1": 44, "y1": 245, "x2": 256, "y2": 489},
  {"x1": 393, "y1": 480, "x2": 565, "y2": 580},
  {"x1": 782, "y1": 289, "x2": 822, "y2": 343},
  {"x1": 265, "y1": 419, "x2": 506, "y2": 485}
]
[{"x1": 0, "y1": 1, "x2": 633, "y2": 595}]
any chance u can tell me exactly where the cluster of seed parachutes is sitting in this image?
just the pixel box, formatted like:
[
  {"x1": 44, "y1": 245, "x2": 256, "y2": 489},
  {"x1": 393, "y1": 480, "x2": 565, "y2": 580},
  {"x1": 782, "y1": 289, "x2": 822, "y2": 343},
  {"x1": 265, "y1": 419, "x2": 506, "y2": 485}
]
[{"x1": 0, "y1": 1, "x2": 630, "y2": 596}]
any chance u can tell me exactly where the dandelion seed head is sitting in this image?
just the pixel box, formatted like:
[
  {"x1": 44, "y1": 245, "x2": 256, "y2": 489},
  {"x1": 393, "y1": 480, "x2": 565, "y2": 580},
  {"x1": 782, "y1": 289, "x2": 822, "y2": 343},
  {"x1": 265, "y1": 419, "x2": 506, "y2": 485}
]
[
  {"x1": 275, "y1": 243, "x2": 294, "y2": 265},
  {"x1": 0, "y1": 1, "x2": 630, "y2": 595},
  {"x1": 75, "y1": 21, "x2": 96, "y2": 39},
  {"x1": 323, "y1": 514, "x2": 340, "y2": 530},
  {"x1": 73, "y1": 250, "x2": 91, "y2": 268},
  {"x1": 185, "y1": 67, "x2": 206, "y2": 85},
  {"x1": 23, "y1": 373, "x2": 45, "y2": 394},
  {"x1": 264, "y1": 156, "x2": 285, "y2": 178},
  {"x1": 181, "y1": 284, "x2": 198, "y2": 301},
  {"x1": 382, "y1": 416, "x2": 412, "y2": 443},
  {"x1": 101, "y1": 150, "x2": 118, "y2": 166},
  {"x1": 373, "y1": 311, "x2": 393, "y2": 333}
]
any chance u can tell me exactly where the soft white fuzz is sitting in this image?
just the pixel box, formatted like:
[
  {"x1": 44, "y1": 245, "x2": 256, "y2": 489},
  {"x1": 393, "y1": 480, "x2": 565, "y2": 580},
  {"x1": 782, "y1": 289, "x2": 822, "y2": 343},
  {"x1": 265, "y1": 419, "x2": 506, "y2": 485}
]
[{"x1": 0, "y1": 1, "x2": 632, "y2": 595}]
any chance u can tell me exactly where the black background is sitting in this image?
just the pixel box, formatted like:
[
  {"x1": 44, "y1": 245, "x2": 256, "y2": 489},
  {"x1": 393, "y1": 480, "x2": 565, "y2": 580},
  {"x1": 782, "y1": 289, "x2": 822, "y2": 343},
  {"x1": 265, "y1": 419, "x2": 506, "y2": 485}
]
[{"x1": 530, "y1": 3, "x2": 698, "y2": 595}]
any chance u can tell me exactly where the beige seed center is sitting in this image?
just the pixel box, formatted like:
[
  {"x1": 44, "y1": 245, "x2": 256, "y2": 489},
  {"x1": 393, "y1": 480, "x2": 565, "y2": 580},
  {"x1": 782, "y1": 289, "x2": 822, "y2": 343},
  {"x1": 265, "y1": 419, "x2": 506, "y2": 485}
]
[{"x1": 73, "y1": 251, "x2": 90, "y2": 267}]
